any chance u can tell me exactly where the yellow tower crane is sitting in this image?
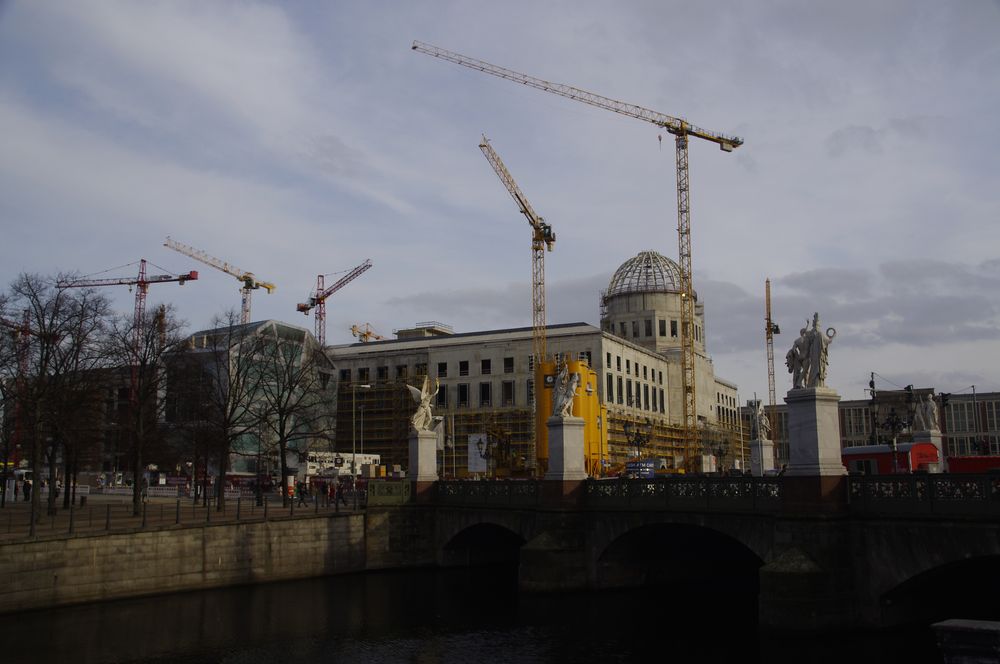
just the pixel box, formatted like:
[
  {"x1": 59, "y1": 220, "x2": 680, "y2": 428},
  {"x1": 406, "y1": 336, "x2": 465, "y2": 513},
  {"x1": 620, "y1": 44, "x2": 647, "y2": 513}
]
[
  {"x1": 478, "y1": 135, "x2": 556, "y2": 365},
  {"x1": 164, "y1": 237, "x2": 275, "y2": 325},
  {"x1": 413, "y1": 40, "x2": 743, "y2": 467},
  {"x1": 764, "y1": 278, "x2": 781, "y2": 451},
  {"x1": 350, "y1": 323, "x2": 384, "y2": 343}
]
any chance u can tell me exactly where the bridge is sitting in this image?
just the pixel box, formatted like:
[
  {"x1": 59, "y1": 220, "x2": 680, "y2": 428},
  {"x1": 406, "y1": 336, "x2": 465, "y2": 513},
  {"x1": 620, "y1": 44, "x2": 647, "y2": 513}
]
[{"x1": 365, "y1": 473, "x2": 1000, "y2": 630}]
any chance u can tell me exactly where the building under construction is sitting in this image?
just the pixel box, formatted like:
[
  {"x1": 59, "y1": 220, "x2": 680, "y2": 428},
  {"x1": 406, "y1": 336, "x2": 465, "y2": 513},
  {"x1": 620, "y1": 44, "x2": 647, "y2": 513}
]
[{"x1": 326, "y1": 250, "x2": 742, "y2": 475}]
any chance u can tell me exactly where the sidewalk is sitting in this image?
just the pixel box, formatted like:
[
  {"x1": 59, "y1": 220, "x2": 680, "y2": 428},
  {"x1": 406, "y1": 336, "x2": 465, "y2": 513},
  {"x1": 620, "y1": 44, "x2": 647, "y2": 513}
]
[{"x1": 0, "y1": 491, "x2": 362, "y2": 543}]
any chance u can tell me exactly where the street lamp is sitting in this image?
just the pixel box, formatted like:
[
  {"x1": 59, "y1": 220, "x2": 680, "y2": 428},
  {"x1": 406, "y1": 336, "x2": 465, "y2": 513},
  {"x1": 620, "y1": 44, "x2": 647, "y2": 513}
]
[{"x1": 352, "y1": 383, "x2": 371, "y2": 509}]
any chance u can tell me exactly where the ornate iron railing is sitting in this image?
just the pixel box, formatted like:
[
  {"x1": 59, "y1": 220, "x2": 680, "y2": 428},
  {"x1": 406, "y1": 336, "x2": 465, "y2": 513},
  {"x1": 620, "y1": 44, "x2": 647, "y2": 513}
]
[{"x1": 847, "y1": 474, "x2": 1000, "y2": 516}]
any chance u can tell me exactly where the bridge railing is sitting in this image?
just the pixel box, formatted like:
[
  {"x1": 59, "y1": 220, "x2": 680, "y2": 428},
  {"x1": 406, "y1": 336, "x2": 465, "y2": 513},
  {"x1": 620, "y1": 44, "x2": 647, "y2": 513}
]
[
  {"x1": 433, "y1": 477, "x2": 783, "y2": 512},
  {"x1": 847, "y1": 474, "x2": 1000, "y2": 516},
  {"x1": 585, "y1": 476, "x2": 782, "y2": 512}
]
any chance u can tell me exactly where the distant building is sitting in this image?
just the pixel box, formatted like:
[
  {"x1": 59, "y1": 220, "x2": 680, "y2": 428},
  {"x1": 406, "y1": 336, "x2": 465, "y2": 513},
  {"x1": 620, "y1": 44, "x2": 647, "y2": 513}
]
[{"x1": 326, "y1": 250, "x2": 741, "y2": 475}]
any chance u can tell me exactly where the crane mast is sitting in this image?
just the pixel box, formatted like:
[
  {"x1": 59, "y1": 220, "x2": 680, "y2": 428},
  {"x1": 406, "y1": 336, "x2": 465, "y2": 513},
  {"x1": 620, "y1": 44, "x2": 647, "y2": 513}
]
[
  {"x1": 479, "y1": 136, "x2": 555, "y2": 365},
  {"x1": 764, "y1": 279, "x2": 780, "y2": 452},
  {"x1": 413, "y1": 40, "x2": 742, "y2": 465},
  {"x1": 296, "y1": 259, "x2": 373, "y2": 345},
  {"x1": 164, "y1": 237, "x2": 274, "y2": 324}
]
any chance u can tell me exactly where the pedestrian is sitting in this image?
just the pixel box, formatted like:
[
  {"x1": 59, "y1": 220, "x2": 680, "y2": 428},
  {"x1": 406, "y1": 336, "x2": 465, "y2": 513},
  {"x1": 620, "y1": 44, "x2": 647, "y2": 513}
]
[
  {"x1": 336, "y1": 482, "x2": 347, "y2": 507},
  {"x1": 23, "y1": 479, "x2": 32, "y2": 502},
  {"x1": 13, "y1": 479, "x2": 20, "y2": 503},
  {"x1": 296, "y1": 481, "x2": 308, "y2": 507}
]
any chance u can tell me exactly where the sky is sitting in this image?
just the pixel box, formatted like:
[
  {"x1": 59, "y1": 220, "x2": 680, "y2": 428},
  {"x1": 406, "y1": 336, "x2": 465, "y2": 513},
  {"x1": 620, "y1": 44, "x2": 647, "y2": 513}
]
[{"x1": 1, "y1": 1, "x2": 998, "y2": 401}]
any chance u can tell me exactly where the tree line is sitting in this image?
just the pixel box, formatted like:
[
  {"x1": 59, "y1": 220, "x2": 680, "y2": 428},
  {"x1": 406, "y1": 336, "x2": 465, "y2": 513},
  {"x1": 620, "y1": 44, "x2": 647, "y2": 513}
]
[{"x1": 0, "y1": 274, "x2": 336, "y2": 534}]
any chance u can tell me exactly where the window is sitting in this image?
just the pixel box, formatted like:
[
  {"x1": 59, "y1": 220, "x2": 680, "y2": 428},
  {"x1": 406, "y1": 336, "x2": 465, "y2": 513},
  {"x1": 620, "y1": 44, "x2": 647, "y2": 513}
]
[
  {"x1": 437, "y1": 362, "x2": 448, "y2": 378},
  {"x1": 651, "y1": 389, "x2": 657, "y2": 412},
  {"x1": 581, "y1": 351, "x2": 592, "y2": 366},
  {"x1": 626, "y1": 359, "x2": 631, "y2": 374},
  {"x1": 339, "y1": 369, "x2": 351, "y2": 382},
  {"x1": 358, "y1": 367, "x2": 369, "y2": 382},
  {"x1": 619, "y1": 322, "x2": 626, "y2": 337},
  {"x1": 527, "y1": 379, "x2": 535, "y2": 405},
  {"x1": 645, "y1": 319, "x2": 653, "y2": 337},
  {"x1": 458, "y1": 384, "x2": 469, "y2": 407},
  {"x1": 659, "y1": 389, "x2": 665, "y2": 413},
  {"x1": 606, "y1": 352, "x2": 612, "y2": 367},
  {"x1": 479, "y1": 382, "x2": 492, "y2": 406},
  {"x1": 415, "y1": 363, "x2": 427, "y2": 377},
  {"x1": 395, "y1": 365, "x2": 407, "y2": 379},
  {"x1": 616, "y1": 356, "x2": 621, "y2": 372},
  {"x1": 459, "y1": 360, "x2": 469, "y2": 376},
  {"x1": 607, "y1": 374, "x2": 614, "y2": 402},
  {"x1": 644, "y1": 384, "x2": 650, "y2": 411},
  {"x1": 481, "y1": 359, "x2": 492, "y2": 375},
  {"x1": 504, "y1": 357, "x2": 514, "y2": 373},
  {"x1": 626, "y1": 380, "x2": 633, "y2": 407},
  {"x1": 502, "y1": 380, "x2": 515, "y2": 406},
  {"x1": 376, "y1": 366, "x2": 388, "y2": 381},
  {"x1": 659, "y1": 371, "x2": 663, "y2": 385},
  {"x1": 659, "y1": 319, "x2": 666, "y2": 337},
  {"x1": 631, "y1": 320, "x2": 639, "y2": 338},
  {"x1": 635, "y1": 363, "x2": 639, "y2": 378},
  {"x1": 670, "y1": 320, "x2": 678, "y2": 338},
  {"x1": 436, "y1": 387, "x2": 448, "y2": 407},
  {"x1": 617, "y1": 377, "x2": 624, "y2": 405}
]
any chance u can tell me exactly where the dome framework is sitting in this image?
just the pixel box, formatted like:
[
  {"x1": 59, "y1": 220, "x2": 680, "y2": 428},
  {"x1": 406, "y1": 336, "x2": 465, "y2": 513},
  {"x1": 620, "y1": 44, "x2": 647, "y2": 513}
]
[{"x1": 605, "y1": 251, "x2": 683, "y2": 297}]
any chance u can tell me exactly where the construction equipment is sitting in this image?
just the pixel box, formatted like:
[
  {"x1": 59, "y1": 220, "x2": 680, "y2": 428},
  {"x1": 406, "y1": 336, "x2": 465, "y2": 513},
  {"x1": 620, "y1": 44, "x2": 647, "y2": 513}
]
[
  {"x1": 297, "y1": 259, "x2": 372, "y2": 345},
  {"x1": 163, "y1": 237, "x2": 274, "y2": 324},
  {"x1": 57, "y1": 259, "x2": 197, "y2": 411},
  {"x1": 764, "y1": 278, "x2": 780, "y2": 451},
  {"x1": 350, "y1": 323, "x2": 383, "y2": 343},
  {"x1": 413, "y1": 40, "x2": 742, "y2": 468},
  {"x1": 478, "y1": 135, "x2": 555, "y2": 365}
]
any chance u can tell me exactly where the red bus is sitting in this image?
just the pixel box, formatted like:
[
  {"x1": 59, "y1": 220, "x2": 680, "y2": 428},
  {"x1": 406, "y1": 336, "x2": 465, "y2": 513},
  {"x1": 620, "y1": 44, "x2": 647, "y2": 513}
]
[{"x1": 842, "y1": 442, "x2": 940, "y2": 474}]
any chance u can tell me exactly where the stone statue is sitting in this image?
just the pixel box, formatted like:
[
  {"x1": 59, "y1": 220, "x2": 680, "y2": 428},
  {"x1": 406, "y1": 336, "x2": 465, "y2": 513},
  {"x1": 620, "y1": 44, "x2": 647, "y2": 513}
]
[
  {"x1": 406, "y1": 376, "x2": 440, "y2": 432},
  {"x1": 912, "y1": 402, "x2": 928, "y2": 431},
  {"x1": 755, "y1": 400, "x2": 772, "y2": 441},
  {"x1": 805, "y1": 312, "x2": 835, "y2": 388},
  {"x1": 551, "y1": 364, "x2": 580, "y2": 418},
  {"x1": 922, "y1": 394, "x2": 940, "y2": 431},
  {"x1": 785, "y1": 325, "x2": 810, "y2": 389}
]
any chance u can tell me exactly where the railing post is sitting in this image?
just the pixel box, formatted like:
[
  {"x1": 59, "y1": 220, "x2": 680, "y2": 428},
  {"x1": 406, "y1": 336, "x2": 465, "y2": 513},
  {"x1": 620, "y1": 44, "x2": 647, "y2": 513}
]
[
  {"x1": 68, "y1": 500, "x2": 75, "y2": 535},
  {"x1": 236, "y1": 496, "x2": 241, "y2": 521},
  {"x1": 264, "y1": 495, "x2": 269, "y2": 521},
  {"x1": 142, "y1": 501, "x2": 147, "y2": 529},
  {"x1": 175, "y1": 499, "x2": 181, "y2": 525}
]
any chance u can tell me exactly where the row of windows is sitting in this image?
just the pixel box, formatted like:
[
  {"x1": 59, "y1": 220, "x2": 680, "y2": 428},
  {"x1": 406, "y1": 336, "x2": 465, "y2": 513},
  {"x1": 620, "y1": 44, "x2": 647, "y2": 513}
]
[
  {"x1": 604, "y1": 352, "x2": 664, "y2": 384},
  {"x1": 340, "y1": 351, "x2": 596, "y2": 385},
  {"x1": 605, "y1": 373, "x2": 665, "y2": 414},
  {"x1": 606, "y1": 318, "x2": 703, "y2": 343},
  {"x1": 434, "y1": 380, "x2": 534, "y2": 409}
]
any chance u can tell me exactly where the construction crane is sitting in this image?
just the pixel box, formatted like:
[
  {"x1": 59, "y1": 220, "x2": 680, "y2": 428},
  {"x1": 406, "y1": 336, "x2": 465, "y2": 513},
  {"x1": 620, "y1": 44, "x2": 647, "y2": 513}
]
[
  {"x1": 764, "y1": 278, "x2": 780, "y2": 450},
  {"x1": 350, "y1": 323, "x2": 384, "y2": 343},
  {"x1": 163, "y1": 237, "x2": 274, "y2": 324},
  {"x1": 57, "y1": 259, "x2": 198, "y2": 404},
  {"x1": 479, "y1": 135, "x2": 555, "y2": 365},
  {"x1": 296, "y1": 259, "x2": 372, "y2": 345},
  {"x1": 413, "y1": 40, "x2": 742, "y2": 466}
]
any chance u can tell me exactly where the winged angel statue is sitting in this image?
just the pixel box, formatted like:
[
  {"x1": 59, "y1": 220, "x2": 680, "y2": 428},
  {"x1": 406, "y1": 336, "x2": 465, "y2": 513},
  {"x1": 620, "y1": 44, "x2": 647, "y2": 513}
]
[{"x1": 406, "y1": 376, "x2": 440, "y2": 432}]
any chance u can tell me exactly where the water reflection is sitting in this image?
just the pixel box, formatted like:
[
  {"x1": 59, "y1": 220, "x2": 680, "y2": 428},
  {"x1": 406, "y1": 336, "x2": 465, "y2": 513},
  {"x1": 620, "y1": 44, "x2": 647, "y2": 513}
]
[{"x1": 2, "y1": 565, "x2": 940, "y2": 663}]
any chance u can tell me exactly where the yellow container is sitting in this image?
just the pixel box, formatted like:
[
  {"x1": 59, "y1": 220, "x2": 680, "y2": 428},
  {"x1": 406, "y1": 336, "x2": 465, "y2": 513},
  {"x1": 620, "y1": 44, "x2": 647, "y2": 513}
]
[{"x1": 534, "y1": 358, "x2": 608, "y2": 477}]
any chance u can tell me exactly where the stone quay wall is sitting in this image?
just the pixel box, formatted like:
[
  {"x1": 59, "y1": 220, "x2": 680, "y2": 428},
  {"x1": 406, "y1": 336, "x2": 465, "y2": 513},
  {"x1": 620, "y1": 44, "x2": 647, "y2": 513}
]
[{"x1": 0, "y1": 513, "x2": 366, "y2": 614}]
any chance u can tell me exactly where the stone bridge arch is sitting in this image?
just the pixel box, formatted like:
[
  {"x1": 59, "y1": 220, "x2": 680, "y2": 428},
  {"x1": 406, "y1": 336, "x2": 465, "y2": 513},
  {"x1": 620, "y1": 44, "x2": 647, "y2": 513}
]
[{"x1": 434, "y1": 508, "x2": 536, "y2": 567}]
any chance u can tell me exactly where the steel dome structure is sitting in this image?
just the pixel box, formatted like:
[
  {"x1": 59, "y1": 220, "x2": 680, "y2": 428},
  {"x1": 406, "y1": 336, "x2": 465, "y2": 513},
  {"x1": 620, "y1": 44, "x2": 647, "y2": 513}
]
[{"x1": 605, "y1": 251, "x2": 684, "y2": 297}]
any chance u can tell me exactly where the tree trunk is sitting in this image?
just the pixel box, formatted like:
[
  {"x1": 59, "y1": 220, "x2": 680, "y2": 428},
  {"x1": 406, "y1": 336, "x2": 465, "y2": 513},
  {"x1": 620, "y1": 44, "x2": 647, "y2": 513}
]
[{"x1": 216, "y1": 447, "x2": 227, "y2": 511}]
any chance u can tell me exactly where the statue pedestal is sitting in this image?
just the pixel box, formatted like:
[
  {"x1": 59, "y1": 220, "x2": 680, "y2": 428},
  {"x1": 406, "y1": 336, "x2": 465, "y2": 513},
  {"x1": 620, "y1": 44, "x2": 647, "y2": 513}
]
[
  {"x1": 408, "y1": 429, "x2": 438, "y2": 501},
  {"x1": 750, "y1": 438, "x2": 775, "y2": 476},
  {"x1": 545, "y1": 416, "x2": 588, "y2": 482},
  {"x1": 784, "y1": 387, "x2": 846, "y2": 477},
  {"x1": 912, "y1": 429, "x2": 944, "y2": 473}
]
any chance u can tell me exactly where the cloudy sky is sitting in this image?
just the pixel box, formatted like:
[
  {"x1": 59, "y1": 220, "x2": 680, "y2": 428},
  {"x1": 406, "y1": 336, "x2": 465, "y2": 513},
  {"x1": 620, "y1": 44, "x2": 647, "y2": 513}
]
[{"x1": 1, "y1": 1, "x2": 998, "y2": 401}]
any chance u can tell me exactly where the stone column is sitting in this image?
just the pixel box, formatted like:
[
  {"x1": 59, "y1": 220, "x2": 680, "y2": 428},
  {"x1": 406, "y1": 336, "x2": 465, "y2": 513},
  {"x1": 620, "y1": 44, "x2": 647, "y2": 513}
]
[
  {"x1": 782, "y1": 387, "x2": 846, "y2": 512},
  {"x1": 750, "y1": 438, "x2": 775, "y2": 476},
  {"x1": 545, "y1": 416, "x2": 588, "y2": 481},
  {"x1": 785, "y1": 387, "x2": 846, "y2": 476},
  {"x1": 408, "y1": 429, "x2": 438, "y2": 501}
]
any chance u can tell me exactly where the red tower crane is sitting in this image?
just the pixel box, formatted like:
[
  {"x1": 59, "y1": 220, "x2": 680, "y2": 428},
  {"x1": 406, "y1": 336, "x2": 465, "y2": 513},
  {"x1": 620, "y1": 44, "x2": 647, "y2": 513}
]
[
  {"x1": 57, "y1": 260, "x2": 197, "y2": 403},
  {"x1": 296, "y1": 259, "x2": 372, "y2": 345}
]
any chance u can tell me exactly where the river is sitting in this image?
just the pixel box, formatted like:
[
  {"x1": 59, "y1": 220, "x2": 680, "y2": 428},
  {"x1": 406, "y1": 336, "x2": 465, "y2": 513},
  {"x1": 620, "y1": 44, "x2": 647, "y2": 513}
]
[{"x1": 3, "y1": 565, "x2": 941, "y2": 663}]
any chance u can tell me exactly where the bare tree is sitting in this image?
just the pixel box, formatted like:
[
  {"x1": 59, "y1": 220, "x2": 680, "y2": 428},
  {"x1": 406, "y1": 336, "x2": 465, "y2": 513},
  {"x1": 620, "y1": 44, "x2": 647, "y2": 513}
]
[
  {"x1": 254, "y1": 322, "x2": 335, "y2": 505},
  {"x1": 104, "y1": 304, "x2": 188, "y2": 515},
  {"x1": 4, "y1": 274, "x2": 110, "y2": 533}
]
